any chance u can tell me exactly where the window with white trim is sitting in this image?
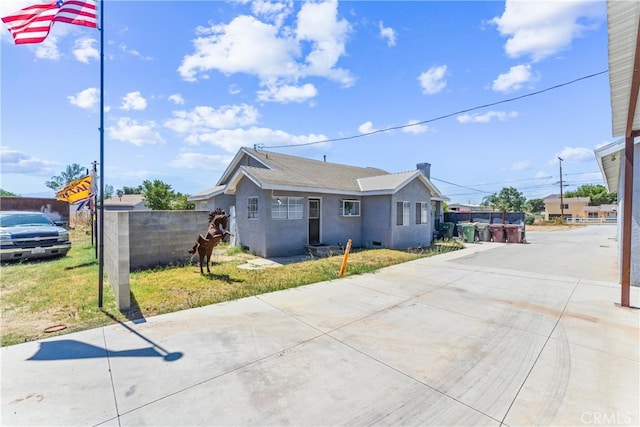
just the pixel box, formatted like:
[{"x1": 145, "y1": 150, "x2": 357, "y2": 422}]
[
  {"x1": 396, "y1": 201, "x2": 410, "y2": 226},
  {"x1": 271, "y1": 196, "x2": 303, "y2": 219},
  {"x1": 341, "y1": 200, "x2": 360, "y2": 216},
  {"x1": 248, "y1": 197, "x2": 258, "y2": 219},
  {"x1": 416, "y1": 202, "x2": 428, "y2": 224}
]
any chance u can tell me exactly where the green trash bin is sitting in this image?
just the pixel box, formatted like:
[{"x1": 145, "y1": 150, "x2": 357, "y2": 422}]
[
  {"x1": 462, "y1": 223, "x2": 476, "y2": 243},
  {"x1": 440, "y1": 222, "x2": 455, "y2": 240}
]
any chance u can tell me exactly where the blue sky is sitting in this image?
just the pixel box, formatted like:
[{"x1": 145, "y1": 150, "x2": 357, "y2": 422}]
[{"x1": 1, "y1": 0, "x2": 613, "y2": 204}]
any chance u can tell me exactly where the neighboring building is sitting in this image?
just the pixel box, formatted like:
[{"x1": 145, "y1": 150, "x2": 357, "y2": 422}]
[
  {"x1": 103, "y1": 194, "x2": 149, "y2": 211},
  {"x1": 543, "y1": 195, "x2": 591, "y2": 221},
  {"x1": 581, "y1": 204, "x2": 618, "y2": 222},
  {"x1": 189, "y1": 147, "x2": 448, "y2": 257},
  {"x1": 448, "y1": 203, "x2": 494, "y2": 213}
]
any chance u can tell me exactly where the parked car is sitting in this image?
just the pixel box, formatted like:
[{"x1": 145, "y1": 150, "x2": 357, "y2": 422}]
[{"x1": 0, "y1": 211, "x2": 72, "y2": 262}]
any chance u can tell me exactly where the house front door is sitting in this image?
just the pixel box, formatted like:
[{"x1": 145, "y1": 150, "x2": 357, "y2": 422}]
[{"x1": 308, "y1": 198, "x2": 320, "y2": 244}]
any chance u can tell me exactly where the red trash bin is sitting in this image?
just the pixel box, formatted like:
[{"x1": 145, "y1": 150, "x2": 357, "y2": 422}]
[
  {"x1": 489, "y1": 224, "x2": 505, "y2": 242},
  {"x1": 504, "y1": 224, "x2": 522, "y2": 243}
]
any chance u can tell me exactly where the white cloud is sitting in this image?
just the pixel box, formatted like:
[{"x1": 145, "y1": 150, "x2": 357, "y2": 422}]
[
  {"x1": 457, "y1": 110, "x2": 518, "y2": 123},
  {"x1": 168, "y1": 94, "x2": 185, "y2": 105},
  {"x1": 180, "y1": 15, "x2": 298, "y2": 82},
  {"x1": 178, "y1": 0, "x2": 353, "y2": 102},
  {"x1": 119, "y1": 43, "x2": 152, "y2": 60},
  {"x1": 510, "y1": 161, "x2": 530, "y2": 172},
  {"x1": 68, "y1": 87, "x2": 99, "y2": 109},
  {"x1": 295, "y1": 0, "x2": 353, "y2": 84},
  {"x1": 164, "y1": 104, "x2": 259, "y2": 135},
  {"x1": 379, "y1": 21, "x2": 396, "y2": 47},
  {"x1": 169, "y1": 152, "x2": 234, "y2": 171},
  {"x1": 256, "y1": 83, "x2": 317, "y2": 103},
  {"x1": 492, "y1": 64, "x2": 539, "y2": 93},
  {"x1": 107, "y1": 118, "x2": 165, "y2": 146},
  {"x1": 490, "y1": 0, "x2": 604, "y2": 62},
  {"x1": 548, "y1": 146, "x2": 594, "y2": 165},
  {"x1": 358, "y1": 121, "x2": 377, "y2": 134},
  {"x1": 120, "y1": 91, "x2": 147, "y2": 111},
  {"x1": 402, "y1": 120, "x2": 428, "y2": 134},
  {"x1": 34, "y1": 36, "x2": 61, "y2": 60},
  {"x1": 251, "y1": 0, "x2": 293, "y2": 27},
  {"x1": 0, "y1": 146, "x2": 54, "y2": 174},
  {"x1": 73, "y1": 38, "x2": 99, "y2": 63},
  {"x1": 418, "y1": 65, "x2": 447, "y2": 95},
  {"x1": 184, "y1": 127, "x2": 328, "y2": 153},
  {"x1": 534, "y1": 170, "x2": 550, "y2": 179}
]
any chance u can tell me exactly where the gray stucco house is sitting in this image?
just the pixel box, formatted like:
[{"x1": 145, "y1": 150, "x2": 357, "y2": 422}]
[{"x1": 189, "y1": 147, "x2": 448, "y2": 258}]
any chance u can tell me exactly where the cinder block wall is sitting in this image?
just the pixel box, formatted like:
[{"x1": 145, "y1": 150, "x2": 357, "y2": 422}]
[
  {"x1": 103, "y1": 210, "x2": 214, "y2": 309},
  {"x1": 128, "y1": 211, "x2": 210, "y2": 270}
]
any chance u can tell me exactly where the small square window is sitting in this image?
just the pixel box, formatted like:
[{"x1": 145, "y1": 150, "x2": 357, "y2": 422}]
[{"x1": 341, "y1": 200, "x2": 360, "y2": 216}]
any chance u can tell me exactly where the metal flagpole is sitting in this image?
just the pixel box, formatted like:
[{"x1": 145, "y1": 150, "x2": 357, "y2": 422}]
[{"x1": 98, "y1": 0, "x2": 104, "y2": 308}]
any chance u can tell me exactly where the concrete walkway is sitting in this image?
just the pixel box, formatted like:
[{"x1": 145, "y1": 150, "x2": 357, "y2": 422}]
[{"x1": 1, "y1": 225, "x2": 638, "y2": 426}]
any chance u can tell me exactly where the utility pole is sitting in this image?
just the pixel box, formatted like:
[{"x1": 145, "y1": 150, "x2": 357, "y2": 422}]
[{"x1": 558, "y1": 157, "x2": 564, "y2": 220}]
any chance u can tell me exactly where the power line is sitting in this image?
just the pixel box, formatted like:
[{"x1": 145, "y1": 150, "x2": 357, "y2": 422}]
[
  {"x1": 262, "y1": 70, "x2": 608, "y2": 149},
  {"x1": 430, "y1": 177, "x2": 494, "y2": 194}
]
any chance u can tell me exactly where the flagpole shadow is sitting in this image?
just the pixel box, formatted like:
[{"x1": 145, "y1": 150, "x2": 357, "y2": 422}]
[{"x1": 27, "y1": 311, "x2": 183, "y2": 363}]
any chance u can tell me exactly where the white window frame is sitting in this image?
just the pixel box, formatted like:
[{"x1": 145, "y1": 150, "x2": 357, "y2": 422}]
[
  {"x1": 248, "y1": 196, "x2": 258, "y2": 219},
  {"x1": 397, "y1": 201, "x2": 410, "y2": 226},
  {"x1": 288, "y1": 197, "x2": 303, "y2": 219},
  {"x1": 340, "y1": 199, "x2": 361, "y2": 217},
  {"x1": 272, "y1": 196, "x2": 304, "y2": 220},
  {"x1": 416, "y1": 201, "x2": 429, "y2": 224}
]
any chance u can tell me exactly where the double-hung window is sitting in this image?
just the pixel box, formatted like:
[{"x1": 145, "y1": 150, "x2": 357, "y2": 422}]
[
  {"x1": 416, "y1": 202, "x2": 428, "y2": 224},
  {"x1": 247, "y1": 197, "x2": 258, "y2": 219},
  {"x1": 396, "y1": 201, "x2": 410, "y2": 226}
]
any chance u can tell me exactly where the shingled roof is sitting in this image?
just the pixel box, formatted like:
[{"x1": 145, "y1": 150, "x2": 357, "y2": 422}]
[{"x1": 221, "y1": 147, "x2": 446, "y2": 199}]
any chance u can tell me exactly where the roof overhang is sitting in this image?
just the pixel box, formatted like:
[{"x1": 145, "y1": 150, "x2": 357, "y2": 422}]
[
  {"x1": 594, "y1": 138, "x2": 627, "y2": 192},
  {"x1": 187, "y1": 185, "x2": 226, "y2": 201},
  {"x1": 608, "y1": 1, "x2": 640, "y2": 137}
]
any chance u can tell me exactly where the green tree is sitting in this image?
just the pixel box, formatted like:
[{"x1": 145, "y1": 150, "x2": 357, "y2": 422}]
[
  {"x1": 45, "y1": 163, "x2": 87, "y2": 191},
  {"x1": 121, "y1": 185, "x2": 143, "y2": 195},
  {"x1": 171, "y1": 193, "x2": 195, "y2": 210},
  {"x1": 0, "y1": 189, "x2": 18, "y2": 196},
  {"x1": 140, "y1": 179, "x2": 176, "y2": 210},
  {"x1": 104, "y1": 184, "x2": 114, "y2": 199},
  {"x1": 564, "y1": 184, "x2": 617, "y2": 206},
  {"x1": 481, "y1": 186, "x2": 526, "y2": 212},
  {"x1": 526, "y1": 198, "x2": 545, "y2": 214}
]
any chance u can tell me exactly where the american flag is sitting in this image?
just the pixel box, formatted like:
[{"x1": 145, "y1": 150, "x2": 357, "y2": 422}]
[{"x1": 1, "y1": 0, "x2": 97, "y2": 45}]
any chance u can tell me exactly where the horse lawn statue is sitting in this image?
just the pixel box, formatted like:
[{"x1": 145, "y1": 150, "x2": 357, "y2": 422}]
[{"x1": 188, "y1": 208, "x2": 233, "y2": 274}]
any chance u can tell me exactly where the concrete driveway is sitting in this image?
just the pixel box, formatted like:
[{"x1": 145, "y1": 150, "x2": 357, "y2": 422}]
[{"x1": 1, "y1": 225, "x2": 638, "y2": 426}]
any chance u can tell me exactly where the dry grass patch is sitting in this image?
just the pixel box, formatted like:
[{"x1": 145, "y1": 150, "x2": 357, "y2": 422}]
[{"x1": 1, "y1": 230, "x2": 461, "y2": 347}]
